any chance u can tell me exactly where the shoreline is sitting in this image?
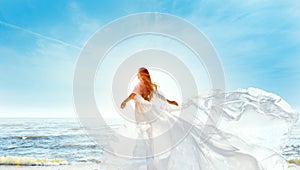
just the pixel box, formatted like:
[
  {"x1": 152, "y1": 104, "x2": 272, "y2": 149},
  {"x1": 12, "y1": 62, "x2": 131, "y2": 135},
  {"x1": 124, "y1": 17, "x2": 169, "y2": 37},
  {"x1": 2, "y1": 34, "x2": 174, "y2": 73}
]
[
  {"x1": 1, "y1": 163, "x2": 300, "y2": 170},
  {"x1": 0, "y1": 164, "x2": 100, "y2": 170}
]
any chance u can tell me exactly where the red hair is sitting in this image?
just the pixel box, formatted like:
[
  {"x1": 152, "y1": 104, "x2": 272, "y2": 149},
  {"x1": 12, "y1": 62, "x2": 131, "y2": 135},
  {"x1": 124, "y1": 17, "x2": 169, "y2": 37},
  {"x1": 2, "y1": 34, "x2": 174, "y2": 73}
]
[{"x1": 138, "y1": 67, "x2": 157, "y2": 101}]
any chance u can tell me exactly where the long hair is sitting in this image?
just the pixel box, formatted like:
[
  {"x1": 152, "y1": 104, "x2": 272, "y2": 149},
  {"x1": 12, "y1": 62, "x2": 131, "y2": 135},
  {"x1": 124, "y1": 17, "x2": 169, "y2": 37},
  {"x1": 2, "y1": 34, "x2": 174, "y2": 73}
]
[{"x1": 138, "y1": 67, "x2": 157, "y2": 101}]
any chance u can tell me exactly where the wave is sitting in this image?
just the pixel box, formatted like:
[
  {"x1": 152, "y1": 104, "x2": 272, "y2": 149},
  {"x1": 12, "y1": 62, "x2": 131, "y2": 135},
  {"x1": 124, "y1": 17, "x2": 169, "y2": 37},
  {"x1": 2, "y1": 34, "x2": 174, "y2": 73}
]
[
  {"x1": 77, "y1": 158, "x2": 102, "y2": 163},
  {"x1": 0, "y1": 156, "x2": 68, "y2": 166},
  {"x1": 0, "y1": 135, "x2": 50, "y2": 140},
  {"x1": 0, "y1": 123, "x2": 24, "y2": 127},
  {"x1": 70, "y1": 127, "x2": 81, "y2": 131},
  {"x1": 1, "y1": 134, "x2": 88, "y2": 140},
  {"x1": 16, "y1": 135, "x2": 49, "y2": 140},
  {"x1": 58, "y1": 143, "x2": 98, "y2": 148}
]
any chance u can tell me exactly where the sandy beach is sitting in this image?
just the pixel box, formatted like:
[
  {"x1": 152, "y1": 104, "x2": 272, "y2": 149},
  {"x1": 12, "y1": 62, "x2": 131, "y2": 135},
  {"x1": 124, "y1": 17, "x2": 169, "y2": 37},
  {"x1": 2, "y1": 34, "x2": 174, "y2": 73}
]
[
  {"x1": 0, "y1": 164, "x2": 100, "y2": 170},
  {"x1": 1, "y1": 164, "x2": 300, "y2": 170}
]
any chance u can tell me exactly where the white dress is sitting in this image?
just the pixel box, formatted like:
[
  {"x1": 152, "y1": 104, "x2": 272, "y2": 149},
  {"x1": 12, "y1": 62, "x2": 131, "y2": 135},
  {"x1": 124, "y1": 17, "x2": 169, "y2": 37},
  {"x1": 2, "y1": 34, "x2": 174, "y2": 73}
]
[{"x1": 102, "y1": 86, "x2": 297, "y2": 170}]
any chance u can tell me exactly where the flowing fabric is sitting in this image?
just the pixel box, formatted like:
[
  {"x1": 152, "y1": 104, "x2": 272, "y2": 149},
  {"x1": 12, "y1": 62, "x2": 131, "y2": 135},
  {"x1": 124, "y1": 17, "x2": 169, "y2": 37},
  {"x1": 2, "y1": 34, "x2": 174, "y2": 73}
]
[{"x1": 101, "y1": 87, "x2": 298, "y2": 170}]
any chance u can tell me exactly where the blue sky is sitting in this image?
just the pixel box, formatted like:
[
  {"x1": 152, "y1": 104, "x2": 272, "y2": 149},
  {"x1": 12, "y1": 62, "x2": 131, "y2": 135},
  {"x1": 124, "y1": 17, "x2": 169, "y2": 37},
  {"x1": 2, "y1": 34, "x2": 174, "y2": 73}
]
[{"x1": 0, "y1": 0, "x2": 299, "y2": 117}]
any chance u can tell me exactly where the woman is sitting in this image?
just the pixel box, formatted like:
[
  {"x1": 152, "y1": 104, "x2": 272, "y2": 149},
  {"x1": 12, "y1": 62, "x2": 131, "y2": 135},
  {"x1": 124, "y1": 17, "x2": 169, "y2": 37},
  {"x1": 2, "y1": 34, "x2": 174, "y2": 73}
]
[
  {"x1": 103, "y1": 67, "x2": 296, "y2": 170},
  {"x1": 120, "y1": 67, "x2": 179, "y2": 169}
]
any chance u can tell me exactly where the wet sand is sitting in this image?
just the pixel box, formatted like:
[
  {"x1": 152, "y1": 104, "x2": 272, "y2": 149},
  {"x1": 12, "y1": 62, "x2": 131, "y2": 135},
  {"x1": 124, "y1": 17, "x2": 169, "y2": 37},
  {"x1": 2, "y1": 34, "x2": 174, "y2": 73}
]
[
  {"x1": 0, "y1": 164, "x2": 100, "y2": 170},
  {"x1": 1, "y1": 163, "x2": 300, "y2": 170}
]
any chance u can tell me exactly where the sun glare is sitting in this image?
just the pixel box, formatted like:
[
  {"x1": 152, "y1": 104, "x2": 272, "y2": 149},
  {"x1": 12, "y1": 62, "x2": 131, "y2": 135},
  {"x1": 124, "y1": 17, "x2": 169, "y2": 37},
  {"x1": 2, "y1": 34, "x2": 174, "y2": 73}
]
[{"x1": 128, "y1": 68, "x2": 182, "y2": 104}]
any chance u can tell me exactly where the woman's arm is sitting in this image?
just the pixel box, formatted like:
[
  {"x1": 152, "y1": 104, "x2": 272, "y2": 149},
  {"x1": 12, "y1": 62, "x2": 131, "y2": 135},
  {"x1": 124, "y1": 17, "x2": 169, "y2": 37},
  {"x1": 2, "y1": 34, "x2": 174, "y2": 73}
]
[
  {"x1": 120, "y1": 93, "x2": 136, "y2": 109},
  {"x1": 156, "y1": 91, "x2": 179, "y2": 106}
]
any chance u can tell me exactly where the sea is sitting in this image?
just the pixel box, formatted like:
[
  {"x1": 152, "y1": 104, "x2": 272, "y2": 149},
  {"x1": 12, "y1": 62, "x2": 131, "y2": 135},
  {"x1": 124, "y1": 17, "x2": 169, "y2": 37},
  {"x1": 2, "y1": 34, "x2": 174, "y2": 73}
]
[
  {"x1": 0, "y1": 118, "x2": 299, "y2": 166},
  {"x1": 0, "y1": 118, "x2": 115, "y2": 165}
]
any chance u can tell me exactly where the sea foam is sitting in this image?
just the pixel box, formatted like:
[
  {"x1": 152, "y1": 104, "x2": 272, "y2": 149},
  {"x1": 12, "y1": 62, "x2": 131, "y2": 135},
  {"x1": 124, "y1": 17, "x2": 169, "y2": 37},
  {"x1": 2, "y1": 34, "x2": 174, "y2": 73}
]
[{"x1": 0, "y1": 156, "x2": 68, "y2": 166}]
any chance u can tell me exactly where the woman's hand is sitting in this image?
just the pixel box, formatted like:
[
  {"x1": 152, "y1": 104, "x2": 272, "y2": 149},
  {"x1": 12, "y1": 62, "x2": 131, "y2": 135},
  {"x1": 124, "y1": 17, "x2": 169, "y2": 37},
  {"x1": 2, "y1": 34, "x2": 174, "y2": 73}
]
[
  {"x1": 120, "y1": 102, "x2": 126, "y2": 109},
  {"x1": 120, "y1": 93, "x2": 136, "y2": 109},
  {"x1": 167, "y1": 100, "x2": 179, "y2": 106}
]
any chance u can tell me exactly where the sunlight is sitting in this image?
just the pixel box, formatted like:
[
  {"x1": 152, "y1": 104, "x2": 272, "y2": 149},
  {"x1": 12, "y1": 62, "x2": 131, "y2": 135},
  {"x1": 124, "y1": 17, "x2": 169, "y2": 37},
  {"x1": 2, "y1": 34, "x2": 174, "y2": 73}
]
[{"x1": 128, "y1": 68, "x2": 182, "y2": 105}]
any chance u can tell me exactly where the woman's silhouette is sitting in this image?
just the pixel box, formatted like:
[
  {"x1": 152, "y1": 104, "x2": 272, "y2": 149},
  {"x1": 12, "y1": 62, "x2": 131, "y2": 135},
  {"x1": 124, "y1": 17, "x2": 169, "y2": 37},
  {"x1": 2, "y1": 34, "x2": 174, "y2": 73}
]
[{"x1": 121, "y1": 67, "x2": 178, "y2": 110}]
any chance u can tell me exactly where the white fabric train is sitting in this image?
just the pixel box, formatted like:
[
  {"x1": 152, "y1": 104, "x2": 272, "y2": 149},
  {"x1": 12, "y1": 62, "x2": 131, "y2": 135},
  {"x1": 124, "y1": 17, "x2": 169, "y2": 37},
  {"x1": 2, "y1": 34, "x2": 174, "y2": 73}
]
[{"x1": 102, "y1": 88, "x2": 298, "y2": 170}]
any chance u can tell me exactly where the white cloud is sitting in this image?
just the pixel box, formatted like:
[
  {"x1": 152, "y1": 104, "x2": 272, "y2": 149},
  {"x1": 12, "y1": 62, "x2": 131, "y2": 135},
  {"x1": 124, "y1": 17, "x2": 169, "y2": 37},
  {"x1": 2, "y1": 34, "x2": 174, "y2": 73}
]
[
  {"x1": 0, "y1": 39, "x2": 79, "y2": 118},
  {"x1": 181, "y1": 0, "x2": 300, "y2": 110},
  {"x1": 0, "y1": 105, "x2": 75, "y2": 118},
  {"x1": 0, "y1": 1, "x2": 106, "y2": 118},
  {"x1": 0, "y1": 20, "x2": 81, "y2": 50},
  {"x1": 68, "y1": 1, "x2": 102, "y2": 45}
]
